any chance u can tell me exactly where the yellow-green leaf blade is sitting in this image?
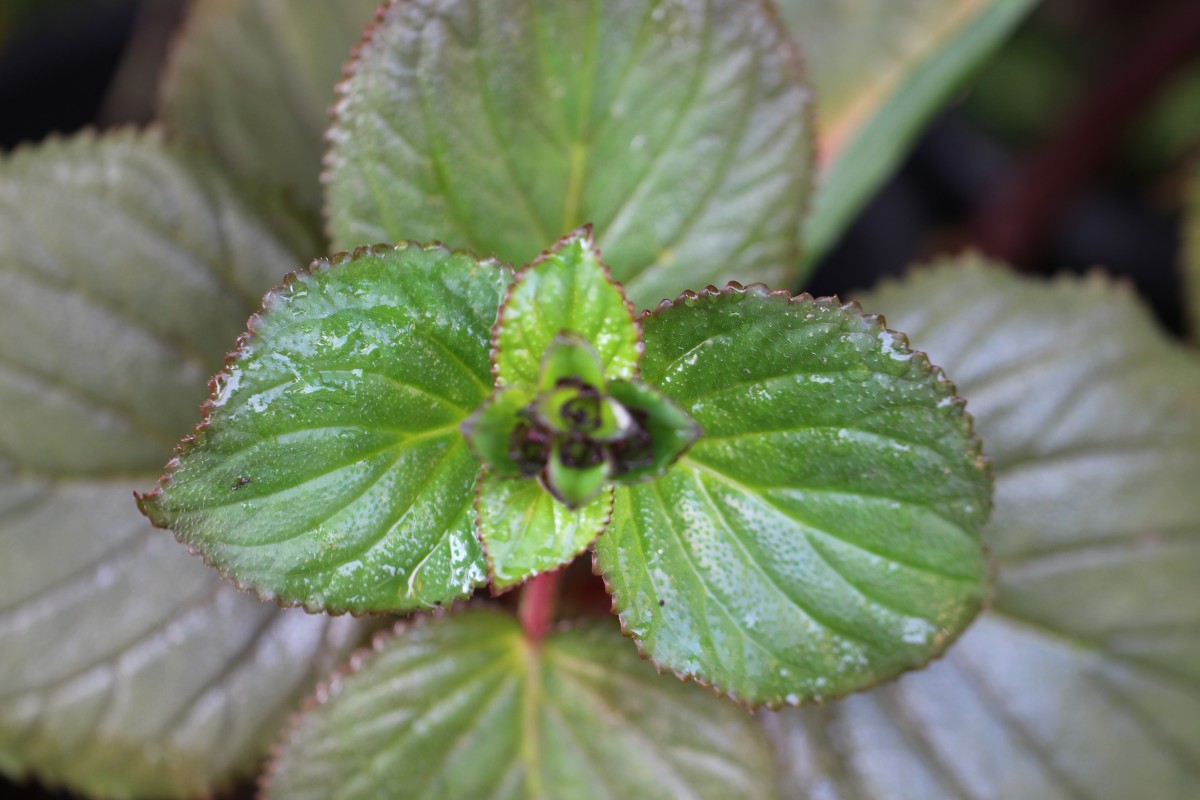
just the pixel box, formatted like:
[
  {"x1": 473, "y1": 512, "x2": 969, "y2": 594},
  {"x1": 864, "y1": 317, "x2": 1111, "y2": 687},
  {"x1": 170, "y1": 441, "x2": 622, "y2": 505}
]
[{"x1": 778, "y1": 0, "x2": 1038, "y2": 263}]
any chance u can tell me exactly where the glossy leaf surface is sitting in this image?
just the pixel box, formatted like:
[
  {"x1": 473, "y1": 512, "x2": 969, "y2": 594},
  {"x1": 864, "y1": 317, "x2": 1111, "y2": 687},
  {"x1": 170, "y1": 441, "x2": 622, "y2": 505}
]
[
  {"x1": 0, "y1": 132, "x2": 368, "y2": 798},
  {"x1": 494, "y1": 229, "x2": 640, "y2": 387},
  {"x1": 140, "y1": 245, "x2": 513, "y2": 614},
  {"x1": 777, "y1": 0, "x2": 1037, "y2": 262},
  {"x1": 765, "y1": 260, "x2": 1200, "y2": 798},
  {"x1": 326, "y1": 0, "x2": 813, "y2": 308},
  {"x1": 595, "y1": 285, "x2": 992, "y2": 707},
  {"x1": 161, "y1": 0, "x2": 381, "y2": 219},
  {"x1": 262, "y1": 612, "x2": 777, "y2": 800},
  {"x1": 0, "y1": 130, "x2": 313, "y2": 475},
  {"x1": 475, "y1": 474, "x2": 613, "y2": 591}
]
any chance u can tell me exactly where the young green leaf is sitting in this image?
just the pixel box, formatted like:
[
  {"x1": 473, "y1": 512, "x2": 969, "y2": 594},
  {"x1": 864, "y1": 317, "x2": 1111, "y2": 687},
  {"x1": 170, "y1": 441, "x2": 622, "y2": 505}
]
[
  {"x1": 139, "y1": 244, "x2": 513, "y2": 614},
  {"x1": 765, "y1": 260, "x2": 1200, "y2": 797},
  {"x1": 475, "y1": 474, "x2": 613, "y2": 592},
  {"x1": 594, "y1": 284, "x2": 991, "y2": 707},
  {"x1": 493, "y1": 227, "x2": 640, "y2": 388},
  {"x1": 325, "y1": 0, "x2": 814, "y2": 308},
  {"x1": 160, "y1": 0, "x2": 381, "y2": 220},
  {"x1": 776, "y1": 0, "x2": 1037, "y2": 263},
  {"x1": 261, "y1": 612, "x2": 777, "y2": 800}
]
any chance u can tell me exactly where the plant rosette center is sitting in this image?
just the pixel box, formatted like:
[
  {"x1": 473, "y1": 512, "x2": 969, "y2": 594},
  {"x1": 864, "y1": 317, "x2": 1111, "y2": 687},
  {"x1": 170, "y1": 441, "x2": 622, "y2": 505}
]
[{"x1": 464, "y1": 331, "x2": 699, "y2": 508}]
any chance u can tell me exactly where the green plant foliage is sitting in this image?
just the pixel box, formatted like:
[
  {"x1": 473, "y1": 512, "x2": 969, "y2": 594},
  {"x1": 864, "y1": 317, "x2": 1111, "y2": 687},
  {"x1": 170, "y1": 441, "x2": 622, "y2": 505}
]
[
  {"x1": 474, "y1": 475, "x2": 613, "y2": 592},
  {"x1": 160, "y1": 0, "x2": 382, "y2": 221},
  {"x1": 325, "y1": 0, "x2": 814, "y2": 309},
  {"x1": 765, "y1": 259, "x2": 1200, "y2": 798},
  {"x1": 261, "y1": 611, "x2": 778, "y2": 800},
  {"x1": 594, "y1": 284, "x2": 992, "y2": 707},
  {"x1": 467, "y1": 229, "x2": 697, "y2": 586},
  {"x1": 0, "y1": 130, "x2": 316, "y2": 474},
  {"x1": 0, "y1": 131, "x2": 368, "y2": 798},
  {"x1": 492, "y1": 229, "x2": 640, "y2": 387},
  {"x1": 139, "y1": 244, "x2": 513, "y2": 614},
  {"x1": 776, "y1": 0, "x2": 1038, "y2": 263}
]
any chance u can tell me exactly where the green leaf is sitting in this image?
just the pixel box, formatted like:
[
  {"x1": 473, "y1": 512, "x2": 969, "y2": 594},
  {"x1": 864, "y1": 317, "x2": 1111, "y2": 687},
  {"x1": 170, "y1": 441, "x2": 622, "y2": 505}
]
[
  {"x1": 0, "y1": 130, "x2": 315, "y2": 475},
  {"x1": 0, "y1": 131, "x2": 369, "y2": 798},
  {"x1": 494, "y1": 228, "x2": 640, "y2": 387},
  {"x1": 261, "y1": 611, "x2": 778, "y2": 800},
  {"x1": 0, "y1": 465, "x2": 371, "y2": 799},
  {"x1": 594, "y1": 284, "x2": 991, "y2": 707},
  {"x1": 476, "y1": 474, "x2": 613, "y2": 591},
  {"x1": 325, "y1": 0, "x2": 814, "y2": 309},
  {"x1": 606, "y1": 379, "x2": 701, "y2": 482},
  {"x1": 139, "y1": 244, "x2": 513, "y2": 614},
  {"x1": 462, "y1": 387, "x2": 535, "y2": 477},
  {"x1": 160, "y1": 0, "x2": 381, "y2": 220},
  {"x1": 538, "y1": 332, "x2": 605, "y2": 392},
  {"x1": 765, "y1": 259, "x2": 1200, "y2": 797},
  {"x1": 776, "y1": 0, "x2": 1038, "y2": 263}
]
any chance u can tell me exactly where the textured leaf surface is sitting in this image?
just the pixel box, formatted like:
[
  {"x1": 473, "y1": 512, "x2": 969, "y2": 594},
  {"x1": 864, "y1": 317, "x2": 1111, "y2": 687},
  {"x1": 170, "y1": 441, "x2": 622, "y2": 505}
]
[
  {"x1": 326, "y1": 0, "x2": 813, "y2": 309},
  {"x1": 140, "y1": 244, "x2": 512, "y2": 614},
  {"x1": 161, "y1": 0, "x2": 382, "y2": 219},
  {"x1": 476, "y1": 474, "x2": 613, "y2": 591},
  {"x1": 0, "y1": 466, "x2": 367, "y2": 799},
  {"x1": 0, "y1": 130, "x2": 314, "y2": 475},
  {"x1": 494, "y1": 229, "x2": 640, "y2": 387},
  {"x1": 594, "y1": 285, "x2": 991, "y2": 707},
  {"x1": 0, "y1": 132, "x2": 368, "y2": 798},
  {"x1": 777, "y1": 0, "x2": 1037, "y2": 262},
  {"x1": 765, "y1": 260, "x2": 1200, "y2": 798},
  {"x1": 262, "y1": 611, "x2": 777, "y2": 800}
]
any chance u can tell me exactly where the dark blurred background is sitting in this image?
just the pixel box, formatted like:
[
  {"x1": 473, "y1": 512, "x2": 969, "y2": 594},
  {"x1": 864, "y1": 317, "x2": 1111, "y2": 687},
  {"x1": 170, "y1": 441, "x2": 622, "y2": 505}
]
[{"x1": 0, "y1": 0, "x2": 1197, "y2": 796}]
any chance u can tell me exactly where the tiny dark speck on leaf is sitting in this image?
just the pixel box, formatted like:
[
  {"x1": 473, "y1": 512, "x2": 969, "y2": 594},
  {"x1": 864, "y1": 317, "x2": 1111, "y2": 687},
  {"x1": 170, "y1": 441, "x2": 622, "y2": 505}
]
[
  {"x1": 231, "y1": 476, "x2": 251, "y2": 490},
  {"x1": 659, "y1": 599, "x2": 666, "y2": 606}
]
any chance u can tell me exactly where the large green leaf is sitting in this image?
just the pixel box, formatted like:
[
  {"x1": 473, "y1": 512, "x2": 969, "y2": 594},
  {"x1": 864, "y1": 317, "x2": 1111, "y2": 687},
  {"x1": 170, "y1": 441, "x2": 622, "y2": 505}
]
[
  {"x1": 777, "y1": 0, "x2": 1037, "y2": 263},
  {"x1": 0, "y1": 465, "x2": 367, "y2": 799},
  {"x1": 765, "y1": 260, "x2": 1200, "y2": 797},
  {"x1": 325, "y1": 0, "x2": 813, "y2": 309},
  {"x1": 262, "y1": 611, "x2": 777, "y2": 800},
  {"x1": 594, "y1": 284, "x2": 992, "y2": 707},
  {"x1": 0, "y1": 131, "x2": 368, "y2": 798},
  {"x1": 160, "y1": 0, "x2": 382, "y2": 220},
  {"x1": 139, "y1": 244, "x2": 513, "y2": 614},
  {"x1": 0, "y1": 130, "x2": 315, "y2": 475}
]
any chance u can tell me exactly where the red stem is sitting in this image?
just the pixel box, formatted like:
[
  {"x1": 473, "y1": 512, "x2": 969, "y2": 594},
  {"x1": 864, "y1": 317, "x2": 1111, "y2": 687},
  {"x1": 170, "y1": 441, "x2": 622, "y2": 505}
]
[
  {"x1": 972, "y1": 1, "x2": 1200, "y2": 269},
  {"x1": 518, "y1": 570, "x2": 562, "y2": 643}
]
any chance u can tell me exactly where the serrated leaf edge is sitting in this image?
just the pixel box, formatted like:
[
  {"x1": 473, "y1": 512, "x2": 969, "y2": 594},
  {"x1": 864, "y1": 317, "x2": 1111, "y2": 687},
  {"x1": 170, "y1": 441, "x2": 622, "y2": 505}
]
[
  {"x1": 592, "y1": 280, "x2": 995, "y2": 711},
  {"x1": 489, "y1": 224, "x2": 645, "y2": 386},
  {"x1": 135, "y1": 241, "x2": 514, "y2": 617},
  {"x1": 473, "y1": 467, "x2": 616, "y2": 597}
]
